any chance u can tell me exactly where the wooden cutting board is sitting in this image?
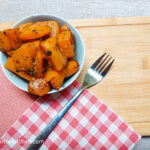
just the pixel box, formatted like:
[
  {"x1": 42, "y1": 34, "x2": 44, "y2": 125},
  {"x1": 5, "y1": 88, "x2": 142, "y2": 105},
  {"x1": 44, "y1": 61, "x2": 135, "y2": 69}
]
[{"x1": 0, "y1": 16, "x2": 150, "y2": 136}]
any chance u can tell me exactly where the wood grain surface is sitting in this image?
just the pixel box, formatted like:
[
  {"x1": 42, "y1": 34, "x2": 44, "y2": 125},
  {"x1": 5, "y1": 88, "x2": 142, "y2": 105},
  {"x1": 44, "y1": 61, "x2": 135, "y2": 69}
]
[{"x1": 0, "y1": 17, "x2": 150, "y2": 136}]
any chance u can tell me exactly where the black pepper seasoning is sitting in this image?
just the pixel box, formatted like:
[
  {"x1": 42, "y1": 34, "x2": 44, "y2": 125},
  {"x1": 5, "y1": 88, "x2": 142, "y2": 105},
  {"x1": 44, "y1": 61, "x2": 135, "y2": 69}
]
[{"x1": 46, "y1": 51, "x2": 52, "y2": 56}]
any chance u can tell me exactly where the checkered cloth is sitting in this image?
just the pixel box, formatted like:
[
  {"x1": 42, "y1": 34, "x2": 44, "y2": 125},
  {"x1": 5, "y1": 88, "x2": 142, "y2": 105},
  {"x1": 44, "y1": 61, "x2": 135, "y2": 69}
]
[{"x1": 0, "y1": 81, "x2": 140, "y2": 150}]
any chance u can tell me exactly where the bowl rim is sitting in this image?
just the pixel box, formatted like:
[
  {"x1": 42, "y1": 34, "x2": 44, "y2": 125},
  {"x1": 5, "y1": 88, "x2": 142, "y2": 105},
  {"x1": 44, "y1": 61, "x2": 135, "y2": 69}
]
[{"x1": 0, "y1": 14, "x2": 85, "y2": 94}]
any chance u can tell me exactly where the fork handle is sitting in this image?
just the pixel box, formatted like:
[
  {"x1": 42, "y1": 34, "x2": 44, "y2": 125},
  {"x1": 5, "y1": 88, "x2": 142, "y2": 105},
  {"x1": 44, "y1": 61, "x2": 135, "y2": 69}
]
[{"x1": 27, "y1": 86, "x2": 85, "y2": 150}]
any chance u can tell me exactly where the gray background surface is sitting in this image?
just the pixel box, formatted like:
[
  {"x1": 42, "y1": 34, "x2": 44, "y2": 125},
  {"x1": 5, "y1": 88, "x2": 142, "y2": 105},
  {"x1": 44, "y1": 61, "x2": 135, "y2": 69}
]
[{"x1": 0, "y1": 0, "x2": 150, "y2": 149}]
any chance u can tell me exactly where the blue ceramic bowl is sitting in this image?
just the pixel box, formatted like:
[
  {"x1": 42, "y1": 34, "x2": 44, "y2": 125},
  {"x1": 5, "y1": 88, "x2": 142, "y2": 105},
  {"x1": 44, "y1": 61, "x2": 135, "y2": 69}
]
[{"x1": 0, "y1": 14, "x2": 85, "y2": 94}]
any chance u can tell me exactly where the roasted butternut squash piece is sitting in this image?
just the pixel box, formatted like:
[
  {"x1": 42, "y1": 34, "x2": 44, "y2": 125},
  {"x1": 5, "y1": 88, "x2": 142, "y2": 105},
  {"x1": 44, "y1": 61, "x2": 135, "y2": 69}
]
[
  {"x1": 34, "y1": 50, "x2": 46, "y2": 78},
  {"x1": 60, "y1": 25, "x2": 75, "y2": 43},
  {"x1": 5, "y1": 57, "x2": 32, "y2": 81},
  {"x1": 0, "y1": 29, "x2": 22, "y2": 56},
  {"x1": 44, "y1": 68, "x2": 66, "y2": 90},
  {"x1": 57, "y1": 31, "x2": 74, "y2": 58},
  {"x1": 41, "y1": 37, "x2": 67, "y2": 71},
  {"x1": 5, "y1": 28, "x2": 22, "y2": 50},
  {"x1": 60, "y1": 24, "x2": 70, "y2": 32},
  {"x1": 28, "y1": 78, "x2": 50, "y2": 96},
  {"x1": 51, "y1": 69, "x2": 66, "y2": 90},
  {"x1": 18, "y1": 23, "x2": 33, "y2": 32},
  {"x1": 65, "y1": 60, "x2": 79, "y2": 78},
  {"x1": 38, "y1": 21, "x2": 59, "y2": 37},
  {"x1": 0, "y1": 31, "x2": 11, "y2": 54},
  {"x1": 11, "y1": 40, "x2": 40, "y2": 72},
  {"x1": 48, "y1": 21, "x2": 59, "y2": 37},
  {"x1": 44, "y1": 68, "x2": 55, "y2": 81},
  {"x1": 19, "y1": 22, "x2": 50, "y2": 40}
]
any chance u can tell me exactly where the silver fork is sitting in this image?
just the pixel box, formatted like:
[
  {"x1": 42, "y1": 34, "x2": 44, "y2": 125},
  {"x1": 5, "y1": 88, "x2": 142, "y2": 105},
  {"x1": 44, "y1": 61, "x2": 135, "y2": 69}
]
[{"x1": 27, "y1": 53, "x2": 114, "y2": 150}]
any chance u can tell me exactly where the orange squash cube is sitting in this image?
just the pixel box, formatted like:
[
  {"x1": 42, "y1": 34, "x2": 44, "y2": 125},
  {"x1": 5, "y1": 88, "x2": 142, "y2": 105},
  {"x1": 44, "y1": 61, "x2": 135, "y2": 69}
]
[
  {"x1": 19, "y1": 22, "x2": 50, "y2": 40},
  {"x1": 41, "y1": 37, "x2": 67, "y2": 71},
  {"x1": 5, "y1": 57, "x2": 32, "y2": 81},
  {"x1": 11, "y1": 40, "x2": 40, "y2": 72},
  {"x1": 44, "y1": 68, "x2": 66, "y2": 90},
  {"x1": 65, "y1": 60, "x2": 79, "y2": 78},
  {"x1": 38, "y1": 21, "x2": 59, "y2": 37},
  {"x1": 57, "y1": 31, "x2": 74, "y2": 58},
  {"x1": 28, "y1": 78, "x2": 50, "y2": 96}
]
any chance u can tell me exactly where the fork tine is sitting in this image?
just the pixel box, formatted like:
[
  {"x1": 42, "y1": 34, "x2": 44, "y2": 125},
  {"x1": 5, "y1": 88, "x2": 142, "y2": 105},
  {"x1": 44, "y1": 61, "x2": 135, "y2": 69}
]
[
  {"x1": 101, "y1": 59, "x2": 115, "y2": 76},
  {"x1": 98, "y1": 56, "x2": 111, "y2": 73},
  {"x1": 96, "y1": 55, "x2": 109, "y2": 71},
  {"x1": 91, "y1": 53, "x2": 106, "y2": 69}
]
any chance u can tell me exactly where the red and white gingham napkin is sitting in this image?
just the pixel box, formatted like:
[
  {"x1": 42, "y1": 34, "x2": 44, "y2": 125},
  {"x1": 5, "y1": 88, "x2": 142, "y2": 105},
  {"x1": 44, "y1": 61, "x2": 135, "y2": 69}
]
[{"x1": 0, "y1": 81, "x2": 140, "y2": 150}]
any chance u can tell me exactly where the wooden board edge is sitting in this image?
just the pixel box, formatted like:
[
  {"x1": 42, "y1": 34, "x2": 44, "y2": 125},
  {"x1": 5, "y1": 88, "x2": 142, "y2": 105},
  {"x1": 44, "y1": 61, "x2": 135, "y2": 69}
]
[
  {"x1": 1, "y1": 16, "x2": 150, "y2": 30},
  {"x1": 69, "y1": 16, "x2": 150, "y2": 27}
]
